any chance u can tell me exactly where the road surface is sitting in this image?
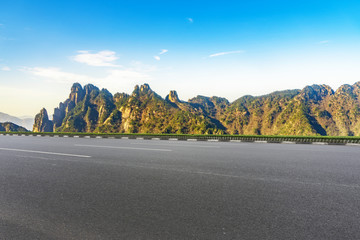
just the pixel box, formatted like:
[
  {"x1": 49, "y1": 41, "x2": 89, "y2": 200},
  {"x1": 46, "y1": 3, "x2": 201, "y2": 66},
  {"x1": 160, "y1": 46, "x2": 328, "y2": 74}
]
[{"x1": 0, "y1": 135, "x2": 359, "y2": 239}]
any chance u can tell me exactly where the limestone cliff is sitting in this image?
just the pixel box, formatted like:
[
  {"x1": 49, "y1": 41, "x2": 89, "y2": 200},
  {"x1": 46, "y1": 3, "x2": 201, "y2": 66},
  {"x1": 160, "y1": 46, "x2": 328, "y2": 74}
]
[{"x1": 33, "y1": 108, "x2": 53, "y2": 132}]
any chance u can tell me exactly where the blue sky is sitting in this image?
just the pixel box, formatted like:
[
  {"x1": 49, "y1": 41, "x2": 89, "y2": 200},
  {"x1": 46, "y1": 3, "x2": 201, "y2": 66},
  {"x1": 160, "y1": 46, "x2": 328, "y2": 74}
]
[{"x1": 1, "y1": 0, "x2": 360, "y2": 117}]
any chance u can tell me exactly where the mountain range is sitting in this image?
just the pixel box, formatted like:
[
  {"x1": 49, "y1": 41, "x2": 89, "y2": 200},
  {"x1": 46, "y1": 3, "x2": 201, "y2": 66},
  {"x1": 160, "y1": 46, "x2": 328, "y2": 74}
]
[
  {"x1": 0, "y1": 122, "x2": 28, "y2": 132},
  {"x1": 0, "y1": 112, "x2": 33, "y2": 130},
  {"x1": 32, "y1": 82, "x2": 360, "y2": 136}
]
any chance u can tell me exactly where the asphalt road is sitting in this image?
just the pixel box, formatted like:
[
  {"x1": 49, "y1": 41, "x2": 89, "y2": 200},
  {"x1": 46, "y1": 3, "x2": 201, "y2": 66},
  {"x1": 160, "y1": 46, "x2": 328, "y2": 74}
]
[{"x1": 0, "y1": 135, "x2": 360, "y2": 240}]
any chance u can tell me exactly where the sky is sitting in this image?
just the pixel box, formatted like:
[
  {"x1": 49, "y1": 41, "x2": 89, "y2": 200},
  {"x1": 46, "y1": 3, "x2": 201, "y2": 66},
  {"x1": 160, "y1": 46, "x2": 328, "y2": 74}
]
[{"x1": 1, "y1": 0, "x2": 360, "y2": 117}]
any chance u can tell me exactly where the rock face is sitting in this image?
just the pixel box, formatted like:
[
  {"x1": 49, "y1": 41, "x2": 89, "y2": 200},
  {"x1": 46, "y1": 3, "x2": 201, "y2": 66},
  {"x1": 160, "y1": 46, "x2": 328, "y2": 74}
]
[
  {"x1": 165, "y1": 91, "x2": 180, "y2": 103},
  {"x1": 53, "y1": 83, "x2": 87, "y2": 130},
  {"x1": 33, "y1": 108, "x2": 53, "y2": 132},
  {"x1": 0, "y1": 122, "x2": 28, "y2": 132},
  {"x1": 33, "y1": 81, "x2": 360, "y2": 136}
]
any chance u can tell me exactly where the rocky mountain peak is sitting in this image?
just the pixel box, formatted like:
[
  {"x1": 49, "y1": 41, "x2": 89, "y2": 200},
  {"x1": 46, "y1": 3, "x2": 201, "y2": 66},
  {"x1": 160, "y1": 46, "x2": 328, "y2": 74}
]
[
  {"x1": 114, "y1": 92, "x2": 129, "y2": 100},
  {"x1": 140, "y1": 83, "x2": 151, "y2": 93},
  {"x1": 100, "y1": 88, "x2": 112, "y2": 97},
  {"x1": 166, "y1": 90, "x2": 180, "y2": 103},
  {"x1": 132, "y1": 85, "x2": 140, "y2": 97},
  {"x1": 84, "y1": 84, "x2": 99, "y2": 95},
  {"x1": 69, "y1": 83, "x2": 85, "y2": 104},
  {"x1": 352, "y1": 81, "x2": 360, "y2": 96},
  {"x1": 33, "y1": 108, "x2": 53, "y2": 132},
  {"x1": 353, "y1": 81, "x2": 360, "y2": 88},
  {"x1": 335, "y1": 84, "x2": 353, "y2": 95},
  {"x1": 71, "y1": 83, "x2": 82, "y2": 93},
  {"x1": 299, "y1": 84, "x2": 334, "y2": 102}
]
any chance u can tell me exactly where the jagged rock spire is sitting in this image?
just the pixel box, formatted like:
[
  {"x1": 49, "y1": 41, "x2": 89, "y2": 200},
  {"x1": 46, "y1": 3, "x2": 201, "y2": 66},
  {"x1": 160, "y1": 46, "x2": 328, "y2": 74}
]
[
  {"x1": 165, "y1": 90, "x2": 180, "y2": 103},
  {"x1": 33, "y1": 108, "x2": 53, "y2": 132}
]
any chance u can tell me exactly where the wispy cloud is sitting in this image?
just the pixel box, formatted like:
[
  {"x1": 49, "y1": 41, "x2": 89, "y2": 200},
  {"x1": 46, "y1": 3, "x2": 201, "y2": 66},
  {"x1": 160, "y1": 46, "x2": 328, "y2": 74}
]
[
  {"x1": 23, "y1": 66, "x2": 151, "y2": 90},
  {"x1": 73, "y1": 50, "x2": 121, "y2": 67},
  {"x1": 187, "y1": 18, "x2": 194, "y2": 23},
  {"x1": 318, "y1": 40, "x2": 330, "y2": 45},
  {"x1": 1, "y1": 66, "x2": 10, "y2": 71},
  {"x1": 209, "y1": 50, "x2": 244, "y2": 58},
  {"x1": 159, "y1": 49, "x2": 168, "y2": 55},
  {"x1": 23, "y1": 67, "x2": 93, "y2": 83},
  {"x1": 154, "y1": 49, "x2": 169, "y2": 61},
  {"x1": 153, "y1": 49, "x2": 168, "y2": 61}
]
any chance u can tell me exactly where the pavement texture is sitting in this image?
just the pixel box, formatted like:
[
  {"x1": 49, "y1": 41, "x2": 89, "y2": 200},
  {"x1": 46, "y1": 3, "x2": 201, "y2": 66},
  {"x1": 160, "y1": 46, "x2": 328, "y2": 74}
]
[{"x1": 0, "y1": 135, "x2": 360, "y2": 240}]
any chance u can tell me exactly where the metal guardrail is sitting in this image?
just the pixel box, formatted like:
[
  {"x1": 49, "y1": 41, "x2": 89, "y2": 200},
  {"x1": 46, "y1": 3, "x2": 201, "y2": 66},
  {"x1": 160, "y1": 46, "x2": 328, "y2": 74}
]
[{"x1": 1, "y1": 131, "x2": 360, "y2": 144}]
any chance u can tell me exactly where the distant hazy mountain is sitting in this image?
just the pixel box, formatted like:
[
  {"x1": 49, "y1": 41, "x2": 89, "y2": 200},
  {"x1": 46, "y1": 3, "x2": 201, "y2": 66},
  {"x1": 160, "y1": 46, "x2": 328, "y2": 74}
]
[
  {"x1": 0, "y1": 112, "x2": 33, "y2": 130},
  {"x1": 33, "y1": 82, "x2": 360, "y2": 136},
  {"x1": 0, "y1": 122, "x2": 28, "y2": 132}
]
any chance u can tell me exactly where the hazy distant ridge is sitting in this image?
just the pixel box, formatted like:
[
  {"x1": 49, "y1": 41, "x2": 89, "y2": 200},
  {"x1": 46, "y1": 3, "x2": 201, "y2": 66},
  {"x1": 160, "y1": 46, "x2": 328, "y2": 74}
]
[{"x1": 0, "y1": 112, "x2": 33, "y2": 130}]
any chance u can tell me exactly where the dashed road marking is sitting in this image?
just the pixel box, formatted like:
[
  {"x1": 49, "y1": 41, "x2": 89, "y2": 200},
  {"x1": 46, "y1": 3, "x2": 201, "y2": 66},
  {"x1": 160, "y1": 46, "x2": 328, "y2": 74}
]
[{"x1": 0, "y1": 147, "x2": 91, "y2": 158}]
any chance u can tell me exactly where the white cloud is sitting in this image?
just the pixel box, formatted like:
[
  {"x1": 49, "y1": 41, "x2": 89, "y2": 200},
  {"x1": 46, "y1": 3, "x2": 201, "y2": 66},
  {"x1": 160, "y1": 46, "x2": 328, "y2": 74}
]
[
  {"x1": 1, "y1": 66, "x2": 10, "y2": 71},
  {"x1": 187, "y1": 18, "x2": 193, "y2": 23},
  {"x1": 159, "y1": 49, "x2": 168, "y2": 55},
  {"x1": 153, "y1": 49, "x2": 168, "y2": 61},
  {"x1": 318, "y1": 40, "x2": 330, "y2": 45},
  {"x1": 23, "y1": 66, "x2": 152, "y2": 93},
  {"x1": 73, "y1": 50, "x2": 121, "y2": 67},
  {"x1": 209, "y1": 50, "x2": 244, "y2": 58},
  {"x1": 23, "y1": 67, "x2": 94, "y2": 84}
]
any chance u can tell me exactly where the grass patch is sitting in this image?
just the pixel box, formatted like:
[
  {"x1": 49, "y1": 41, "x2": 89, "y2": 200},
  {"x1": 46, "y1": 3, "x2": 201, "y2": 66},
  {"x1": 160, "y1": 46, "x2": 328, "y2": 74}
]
[{"x1": 1, "y1": 131, "x2": 360, "y2": 143}]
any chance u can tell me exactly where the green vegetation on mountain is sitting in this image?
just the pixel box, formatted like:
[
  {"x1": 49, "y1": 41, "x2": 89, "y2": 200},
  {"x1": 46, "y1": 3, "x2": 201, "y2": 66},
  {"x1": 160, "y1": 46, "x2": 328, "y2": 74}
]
[
  {"x1": 32, "y1": 82, "x2": 360, "y2": 136},
  {"x1": 0, "y1": 122, "x2": 28, "y2": 132}
]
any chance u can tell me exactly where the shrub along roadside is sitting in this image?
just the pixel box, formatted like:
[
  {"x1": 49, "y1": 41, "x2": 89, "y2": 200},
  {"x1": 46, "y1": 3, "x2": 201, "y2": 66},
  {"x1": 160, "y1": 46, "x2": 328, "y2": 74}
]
[{"x1": 1, "y1": 131, "x2": 360, "y2": 144}]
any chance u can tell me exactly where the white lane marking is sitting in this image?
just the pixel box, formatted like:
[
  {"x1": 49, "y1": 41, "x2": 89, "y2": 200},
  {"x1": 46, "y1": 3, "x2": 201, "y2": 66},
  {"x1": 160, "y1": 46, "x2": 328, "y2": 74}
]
[
  {"x1": 282, "y1": 141, "x2": 296, "y2": 144},
  {"x1": 0, "y1": 147, "x2": 91, "y2": 158},
  {"x1": 74, "y1": 144, "x2": 172, "y2": 152},
  {"x1": 346, "y1": 143, "x2": 360, "y2": 146},
  {"x1": 130, "y1": 142, "x2": 221, "y2": 148},
  {"x1": 312, "y1": 142, "x2": 327, "y2": 145}
]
